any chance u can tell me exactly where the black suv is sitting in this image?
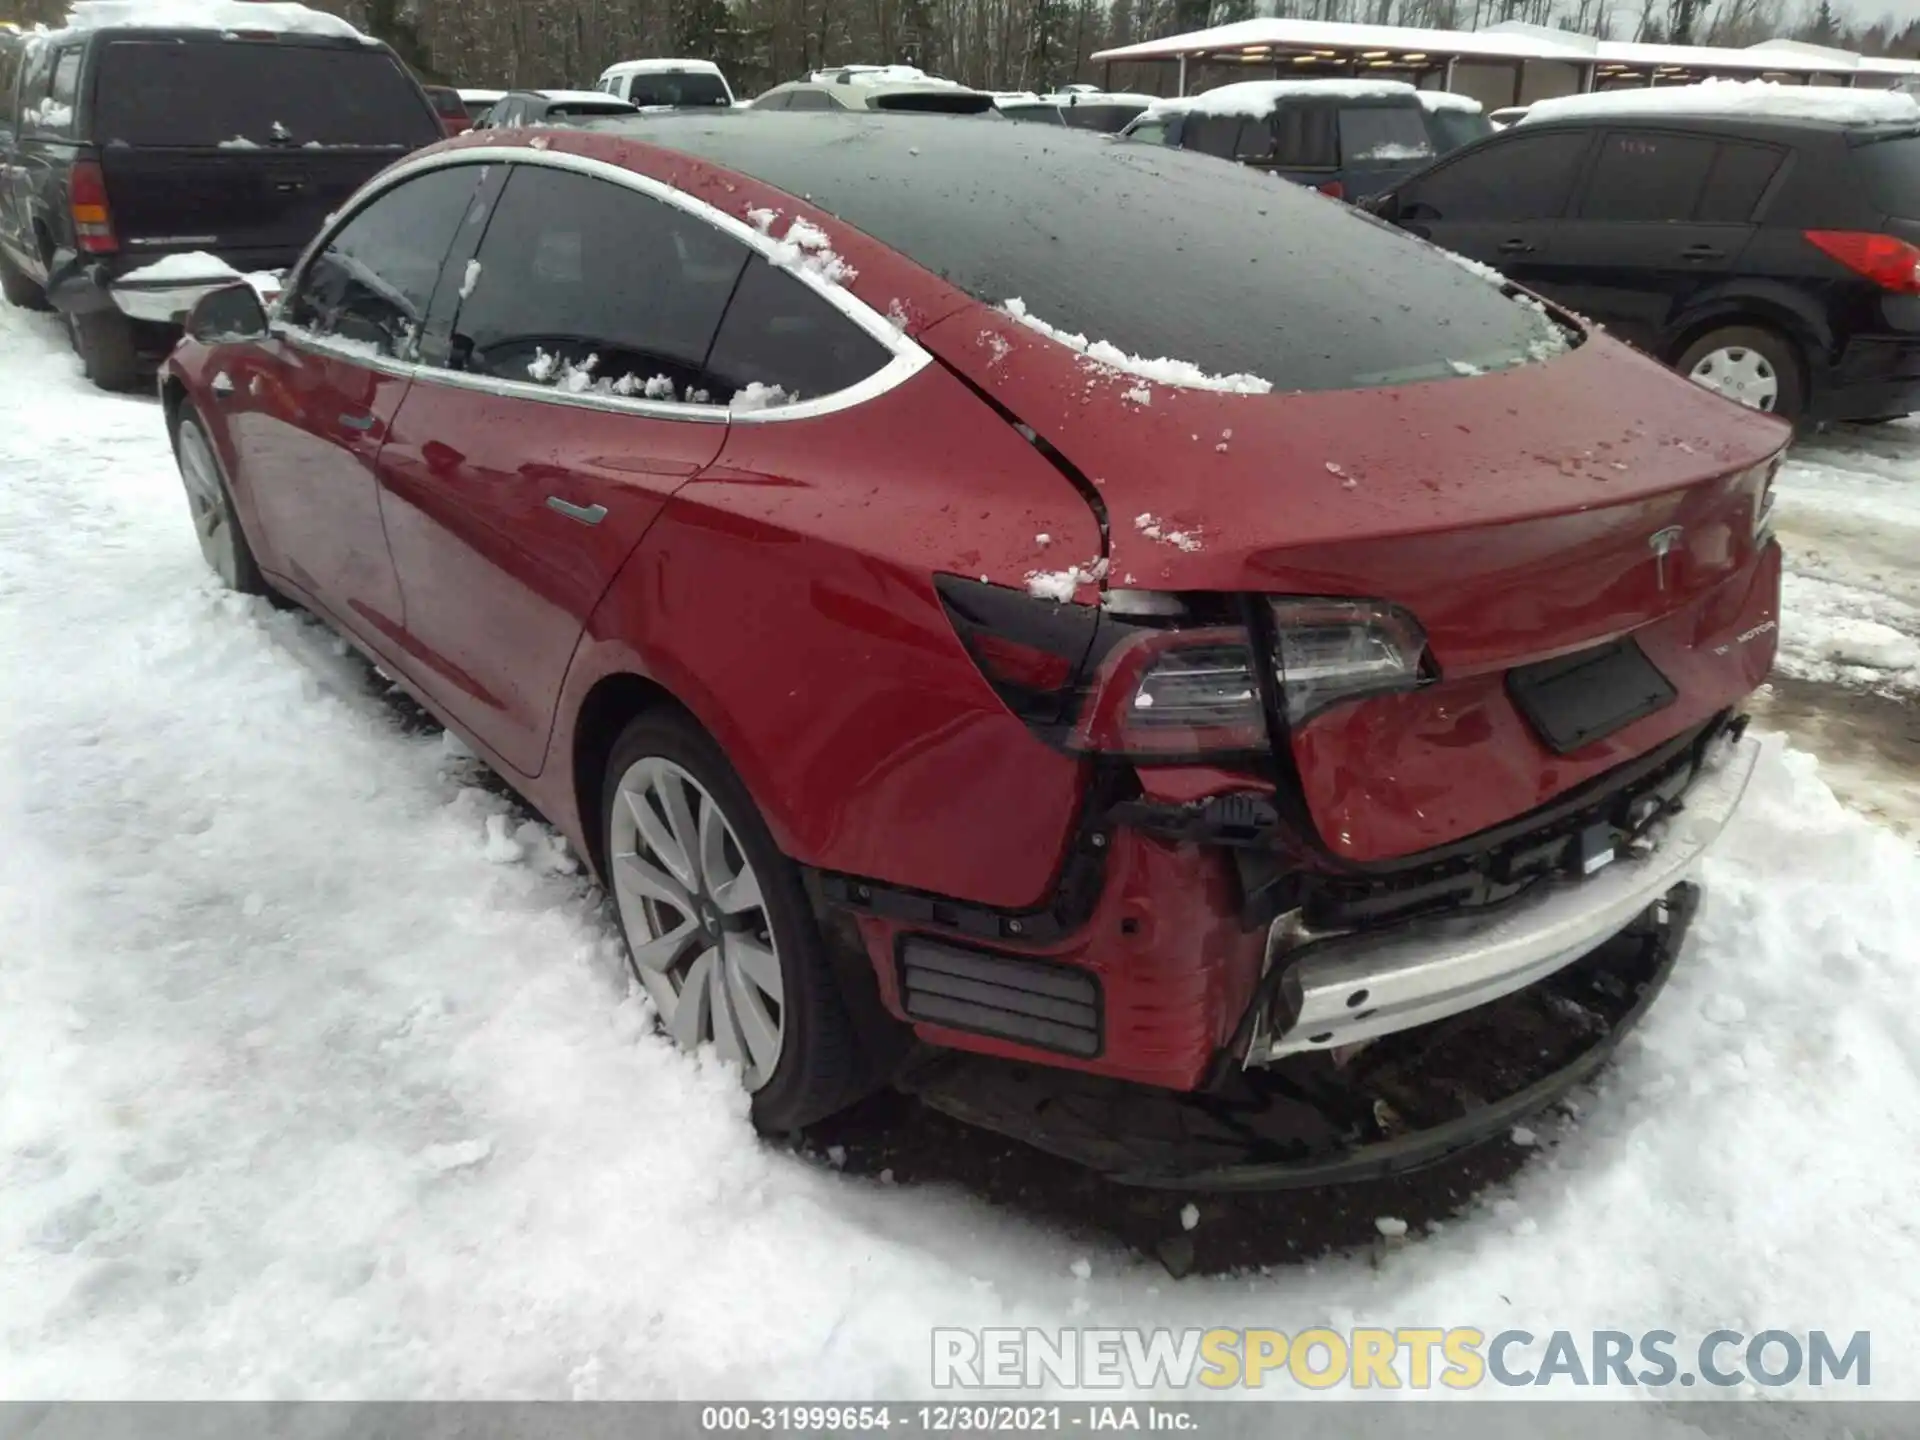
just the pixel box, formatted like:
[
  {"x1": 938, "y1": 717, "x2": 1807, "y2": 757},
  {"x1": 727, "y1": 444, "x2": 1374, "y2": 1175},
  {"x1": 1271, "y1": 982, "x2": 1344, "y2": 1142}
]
[
  {"x1": 1366, "y1": 105, "x2": 1920, "y2": 423},
  {"x1": 1119, "y1": 81, "x2": 1437, "y2": 201},
  {"x1": 0, "y1": 22, "x2": 441, "y2": 389}
]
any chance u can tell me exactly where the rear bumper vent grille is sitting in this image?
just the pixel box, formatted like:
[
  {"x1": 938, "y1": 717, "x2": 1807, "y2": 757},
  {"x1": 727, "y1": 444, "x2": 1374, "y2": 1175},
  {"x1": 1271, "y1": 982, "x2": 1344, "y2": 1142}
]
[{"x1": 899, "y1": 940, "x2": 1102, "y2": 1058}]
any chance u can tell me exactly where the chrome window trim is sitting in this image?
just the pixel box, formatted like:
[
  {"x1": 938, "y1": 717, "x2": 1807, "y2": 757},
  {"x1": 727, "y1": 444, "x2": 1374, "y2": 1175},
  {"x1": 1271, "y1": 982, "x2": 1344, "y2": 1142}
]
[{"x1": 277, "y1": 144, "x2": 930, "y2": 426}]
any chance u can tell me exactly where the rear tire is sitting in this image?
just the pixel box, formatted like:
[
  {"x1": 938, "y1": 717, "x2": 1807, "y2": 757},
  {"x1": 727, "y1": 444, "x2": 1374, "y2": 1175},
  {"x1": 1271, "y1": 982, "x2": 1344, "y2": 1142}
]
[
  {"x1": 68, "y1": 308, "x2": 142, "y2": 391},
  {"x1": 601, "y1": 709, "x2": 865, "y2": 1133},
  {"x1": 0, "y1": 249, "x2": 50, "y2": 311},
  {"x1": 172, "y1": 405, "x2": 269, "y2": 595},
  {"x1": 1676, "y1": 324, "x2": 1804, "y2": 423}
]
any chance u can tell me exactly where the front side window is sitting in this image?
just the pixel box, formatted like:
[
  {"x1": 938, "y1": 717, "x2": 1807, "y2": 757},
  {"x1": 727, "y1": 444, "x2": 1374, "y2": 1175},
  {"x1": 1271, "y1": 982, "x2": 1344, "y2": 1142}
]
[
  {"x1": 1402, "y1": 130, "x2": 1586, "y2": 222},
  {"x1": 787, "y1": 89, "x2": 837, "y2": 112},
  {"x1": 450, "y1": 166, "x2": 749, "y2": 401},
  {"x1": 1124, "y1": 116, "x2": 1170, "y2": 146},
  {"x1": 284, "y1": 164, "x2": 488, "y2": 359},
  {"x1": 1579, "y1": 130, "x2": 1718, "y2": 222}
]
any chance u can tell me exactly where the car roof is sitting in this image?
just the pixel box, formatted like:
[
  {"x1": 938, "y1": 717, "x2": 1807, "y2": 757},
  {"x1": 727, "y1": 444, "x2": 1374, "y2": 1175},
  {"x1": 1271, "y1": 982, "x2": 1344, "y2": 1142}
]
[
  {"x1": 527, "y1": 88, "x2": 634, "y2": 105},
  {"x1": 601, "y1": 57, "x2": 724, "y2": 76},
  {"x1": 1148, "y1": 78, "x2": 1421, "y2": 117},
  {"x1": 1514, "y1": 107, "x2": 1914, "y2": 140}
]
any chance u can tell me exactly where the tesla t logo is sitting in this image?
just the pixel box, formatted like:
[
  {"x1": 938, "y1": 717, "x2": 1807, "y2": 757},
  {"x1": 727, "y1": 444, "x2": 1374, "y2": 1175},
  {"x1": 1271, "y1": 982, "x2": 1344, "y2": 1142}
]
[{"x1": 1648, "y1": 526, "x2": 1685, "y2": 591}]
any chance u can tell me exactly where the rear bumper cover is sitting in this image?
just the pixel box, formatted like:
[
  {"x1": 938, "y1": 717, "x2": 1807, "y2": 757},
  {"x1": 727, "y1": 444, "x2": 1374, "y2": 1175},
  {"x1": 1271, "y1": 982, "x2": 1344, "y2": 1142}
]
[
  {"x1": 1809, "y1": 333, "x2": 1920, "y2": 421},
  {"x1": 902, "y1": 879, "x2": 1700, "y2": 1189},
  {"x1": 1250, "y1": 727, "x2": 1758, "y2": 1061}
]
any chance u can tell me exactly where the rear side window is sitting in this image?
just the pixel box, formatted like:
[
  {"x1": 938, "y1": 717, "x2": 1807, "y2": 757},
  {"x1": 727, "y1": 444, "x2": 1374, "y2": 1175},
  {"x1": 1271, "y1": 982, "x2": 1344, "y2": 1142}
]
[
  {"x1": 1851, "y1": 132, "x2": 1920, "y2": 216},
  {"x1": 1695, "y1": 141, "x2": 1783, "y2": 222},
  {"x1": 705, "y1": 258, "x2": 890, "y2": 402},
  {"x1": 44, "y1": 48, "x2": 80, "y2": 133},
  {"x1": 1579, "y1": 131, "x2": 1717, "y2": 222},
  {"x1": 1339, "y1": 105, "x2": 1432, "y2": 165},
  {"x1": 626, "y1": 72, "x2": 729, "y2": 107},
  {"x1": 92, "y1": 39, "x2": 439, "y2": 148},
  {"x1": 452, "y1": 166, "x2": 749, "y2": 401},
  {"x1": 1273, "y1": 106, "x2": 1337, "y2": 168},
  {"x1": 1403, "y1": 130, "x2": 1585, "y2": 221},
  {"x1": 285, "y1": 164, "x2": 487, "y2": 358}
]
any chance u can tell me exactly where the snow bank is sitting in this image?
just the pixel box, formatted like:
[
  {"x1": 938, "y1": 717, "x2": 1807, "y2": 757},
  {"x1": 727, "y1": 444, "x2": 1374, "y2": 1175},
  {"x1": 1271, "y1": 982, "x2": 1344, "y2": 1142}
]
[
  {"x1": 1523, "y1": 78, "x2": 1920, "y2": 129},
  {"x1": 117, "y1": 252, "x2": 240, "y2": 285},
  {"x1": 1150, "y1": 78, "x2": 1416, "y2": 118},
  {"x1": 60, "y1": 0, "x2": 366, "y2": 38},
  {"x1": 1415, "y1": 90, "x2": 1482, "y2": 114},
  {"x1": 1002, "y1": 298, "x2": 1272, "y2": 395}
]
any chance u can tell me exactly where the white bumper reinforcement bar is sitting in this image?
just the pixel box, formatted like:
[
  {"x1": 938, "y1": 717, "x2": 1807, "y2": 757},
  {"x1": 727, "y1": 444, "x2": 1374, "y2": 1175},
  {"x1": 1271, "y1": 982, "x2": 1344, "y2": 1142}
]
[
  {"x1": 1251, "y1": 731, "x2": 1760, "y2": 1063},
  {"x1": 110, "y1": 277, "x2": 236, "y2": 325}
]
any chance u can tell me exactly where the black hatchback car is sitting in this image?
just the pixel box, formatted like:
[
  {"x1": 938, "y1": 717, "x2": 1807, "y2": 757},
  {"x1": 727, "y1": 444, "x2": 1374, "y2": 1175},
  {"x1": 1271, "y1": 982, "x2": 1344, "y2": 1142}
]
[{"x1": 1365, "y1": 91, "x2": 1920, "y2": 423}]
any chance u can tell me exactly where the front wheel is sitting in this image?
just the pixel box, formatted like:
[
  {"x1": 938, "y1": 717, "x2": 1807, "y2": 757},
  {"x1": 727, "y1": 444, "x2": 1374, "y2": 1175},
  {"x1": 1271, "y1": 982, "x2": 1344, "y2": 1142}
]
[
  {"x1": 601, "y1": 710, "x2": 864, "y2": 1132},
  {"x1": 173, "y1": 407, "x2": 269, "y2": 595},
  {"x1": 1676, "y1": 324, "x2": 1805, "y2": 423}
]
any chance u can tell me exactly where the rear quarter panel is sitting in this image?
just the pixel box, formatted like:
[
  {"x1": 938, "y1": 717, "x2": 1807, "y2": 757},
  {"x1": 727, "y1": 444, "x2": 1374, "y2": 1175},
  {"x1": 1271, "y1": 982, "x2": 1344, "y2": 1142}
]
[{"x1": 550, "y1": 362, "x2": 1104, "y2": 911}]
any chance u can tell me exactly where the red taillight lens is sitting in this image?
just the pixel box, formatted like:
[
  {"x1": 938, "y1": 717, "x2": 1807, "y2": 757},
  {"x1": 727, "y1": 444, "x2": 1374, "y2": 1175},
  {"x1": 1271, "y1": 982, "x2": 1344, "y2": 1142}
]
[
  {"x1": 70, "y1": 159, "x2": 117, "y2": 255},
  {"x1": 1803, "y1": 230, "x2": 1920, "y2": 294},
  {"x1": 1072, "y1": 626, "x2": 1268, "y2": 758},
  {"x1": 1317, "y1": 179, "x2": 1346, "y2": 200}
]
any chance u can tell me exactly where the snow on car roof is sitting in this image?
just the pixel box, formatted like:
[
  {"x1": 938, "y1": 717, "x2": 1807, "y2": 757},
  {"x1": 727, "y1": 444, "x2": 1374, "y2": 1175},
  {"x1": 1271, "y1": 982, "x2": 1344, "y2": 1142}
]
[
  {"x1": 459, "y1": 89, "x2": 506, "y2": 103},
  {"x1": 601, "y1": 57, "x2": 725, "y2": 76},
  {"x1": 58, "y1": 0, "x2": 365, "y2": 39},
  {"x1": 1522, "y1": 78, "x2": 1920, "y2": 128},
  {"x1": 1415, "y1": 90, "x2": 1483, "y2": 114},
  {"x1": 1149, "y1": 78, "x2": 1418, "y2": 117},
  {"x1": 809, "y1": 63, "x2": 963, "y2": 87},
  {"x1": 532, "y1": 89, "x2": 636, "y2": 106}
]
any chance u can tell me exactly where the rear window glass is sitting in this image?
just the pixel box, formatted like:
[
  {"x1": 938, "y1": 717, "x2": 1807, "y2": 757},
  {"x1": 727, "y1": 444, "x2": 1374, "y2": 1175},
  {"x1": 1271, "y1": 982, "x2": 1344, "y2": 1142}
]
[
  {"x1": 639, "y1": 120, "x2": 1574, "y2": 392},
  {"x1": 93, "y1": 39, "x2": 440, "y2": 148},
  {"x1": 1849, "y1": 131, "x2": 1920, "y2": 215},
  {"x1": 870, "y1": 91, "x2": 994, "y2": 115},
  {"x1": 1340, "y1": 105, "x2": 1433, "y2": 165},
  {"x1": 625, "y1": 71, "x2": 730, "y2": 107}
]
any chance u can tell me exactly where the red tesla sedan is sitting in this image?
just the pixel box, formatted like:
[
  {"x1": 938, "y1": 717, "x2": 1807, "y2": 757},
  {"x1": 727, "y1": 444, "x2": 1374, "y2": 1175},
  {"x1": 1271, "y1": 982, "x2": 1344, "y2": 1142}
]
[{"x1": 162, "y1": 115, "x2": 1786, "y2": 1186}]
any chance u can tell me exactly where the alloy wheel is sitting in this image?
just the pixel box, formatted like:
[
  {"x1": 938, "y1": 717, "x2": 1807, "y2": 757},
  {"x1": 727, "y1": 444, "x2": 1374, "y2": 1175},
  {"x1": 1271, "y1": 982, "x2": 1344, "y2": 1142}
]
[
  {"x1": 608, "y1": 756, "x2": 786, "y2": 1089},
  {"x1": 1687, "y1": 345, "x2": 1779, "y2": 412},
  {"x1": 176, "y1": 422, "x2": 241, "y2": 587}
]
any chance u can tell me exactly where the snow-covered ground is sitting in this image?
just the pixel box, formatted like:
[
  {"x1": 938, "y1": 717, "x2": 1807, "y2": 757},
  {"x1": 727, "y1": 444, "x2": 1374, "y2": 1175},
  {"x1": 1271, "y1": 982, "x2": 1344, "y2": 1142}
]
[
  {"x1": 3, "y1": 299, "x2": 1919, "y2": 1402},
  {"x1": 1776, "y1": 422, "x2": 1920, "y2": 694}
]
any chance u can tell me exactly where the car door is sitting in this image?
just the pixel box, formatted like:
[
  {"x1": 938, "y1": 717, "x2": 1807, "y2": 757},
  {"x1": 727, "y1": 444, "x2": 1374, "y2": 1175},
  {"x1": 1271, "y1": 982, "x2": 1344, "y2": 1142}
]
[
  {"x1": 224, "y1": 161, "x2": 491, "y2": 642},
  {"x1": 1546, "y1": 128, "x2": 1781, "y2": 351},
  {"x1": 372, "y1": 162, "x2": 751, "y2": 776},
  {"x1": 1386, "y1": 128, "x2": 1591, "y2": 293}
]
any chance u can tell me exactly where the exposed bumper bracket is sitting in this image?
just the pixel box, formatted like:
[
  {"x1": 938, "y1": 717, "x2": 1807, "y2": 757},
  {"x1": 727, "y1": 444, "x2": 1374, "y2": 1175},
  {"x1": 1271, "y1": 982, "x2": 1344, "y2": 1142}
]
[{"x1": 1248, "y1": 730, "x2": 1758, "y2": 1064}]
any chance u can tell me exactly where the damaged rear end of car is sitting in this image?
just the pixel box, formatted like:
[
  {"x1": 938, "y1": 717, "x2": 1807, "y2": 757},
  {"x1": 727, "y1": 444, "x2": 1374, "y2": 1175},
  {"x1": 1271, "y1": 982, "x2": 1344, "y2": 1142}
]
[{"x1": 801, "y1": 133, "x2": 1785, "y2": 1186}]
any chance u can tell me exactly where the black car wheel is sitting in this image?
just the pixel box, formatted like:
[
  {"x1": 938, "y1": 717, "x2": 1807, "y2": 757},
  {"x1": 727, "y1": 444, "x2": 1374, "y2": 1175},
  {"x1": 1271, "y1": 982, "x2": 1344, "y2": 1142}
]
[
  {"x1": 0, "y1": 248, "x2": 50, "y2": 311},
  {"x1": 1676, "y1": 325, "x2": 1805, "y2": 423},
  {"x1": 67, "y1": 309, "x2": 142, "y2": 392}
]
